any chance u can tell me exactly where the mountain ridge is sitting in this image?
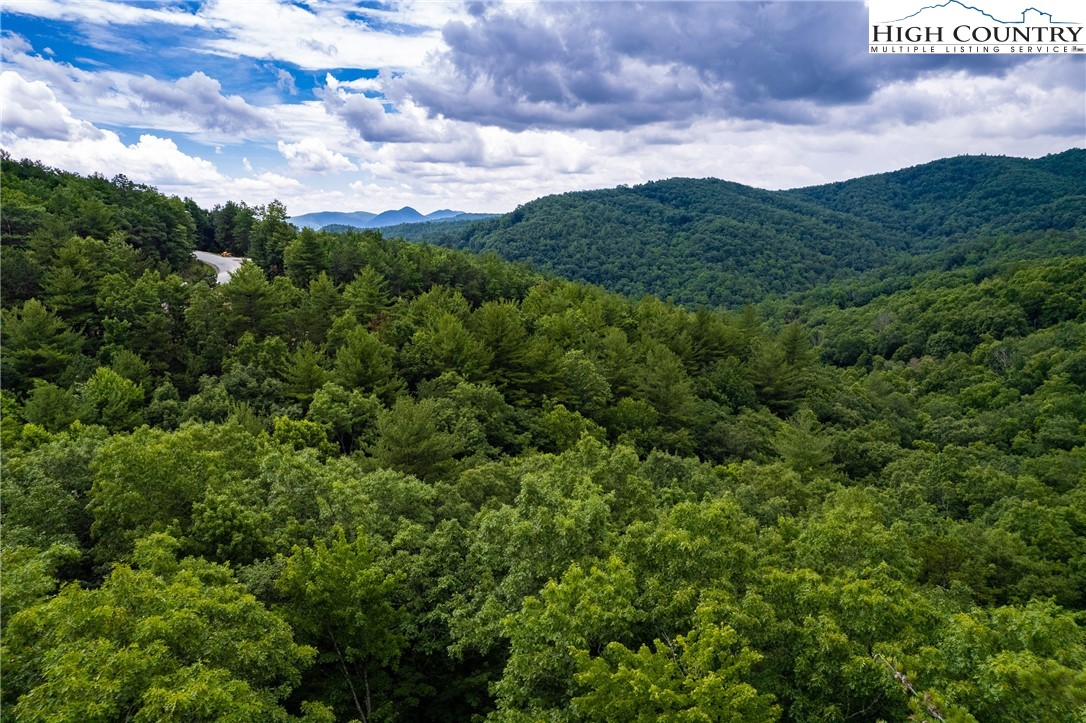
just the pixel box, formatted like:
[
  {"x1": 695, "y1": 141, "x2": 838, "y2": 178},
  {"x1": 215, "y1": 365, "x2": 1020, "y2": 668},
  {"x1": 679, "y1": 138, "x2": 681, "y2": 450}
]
[
  {"x1": 386, "y1": 149, "x2": 1086, "y2": 307},
  {"x1": 290, "y1": 206, "x2": 482, "y2": 230}
]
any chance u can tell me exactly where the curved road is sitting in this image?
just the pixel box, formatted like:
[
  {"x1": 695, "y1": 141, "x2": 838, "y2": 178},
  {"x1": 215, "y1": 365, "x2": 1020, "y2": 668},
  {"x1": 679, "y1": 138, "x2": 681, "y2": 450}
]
[{"x1": 193, "y1": 251, "x2": 248, "y2": 284}]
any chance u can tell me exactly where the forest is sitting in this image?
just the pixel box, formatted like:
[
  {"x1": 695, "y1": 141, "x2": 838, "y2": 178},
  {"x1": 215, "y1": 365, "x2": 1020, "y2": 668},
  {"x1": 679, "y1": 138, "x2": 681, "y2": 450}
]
[
  {"x1": 389, "y1": 150, "x2": 1086, "y2": 308},
  {"x1": 1, "y1": 151, "x2": 1085, "y2": 722}
]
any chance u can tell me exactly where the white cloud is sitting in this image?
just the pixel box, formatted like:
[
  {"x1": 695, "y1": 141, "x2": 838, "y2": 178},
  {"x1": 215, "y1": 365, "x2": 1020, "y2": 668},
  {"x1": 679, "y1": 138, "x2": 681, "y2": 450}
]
[
  {"x1": 3, "y1": 129, "x2": 221, "y2": 186},
  {"x1": 275, "y1": 68, "x2": 297, "y2": 95},
  {"x1": 3, "y1": 0, "x2": 206, "y2": 27},
  {"x1": 335, "y1": 69, "x2": 1081, "y2": 212},
  {"x1": 1, "y1": 49, "x2": 269, "y2": 144},
  {"x1": 196, "y1": 0, "x2": 448, "y2": 70},
  {"x1": 322, "y1": 89, "x2": 431, "y2": 144},
  {"x1": 354, "y1": 1, "x2": 474, "y2": 33},
  {"x1": 2, "y1": 82, "x2": 311, "y2": 211},
  {"x1": 2, "y1": 119, "x2": 318, "y2": 212},
  {"x1": 5, "y1": 0, "x2": 467, "y2": 72},
  {"x1": 229, "y1": 171, "x2": 304, "y2": 200},
  {"x1": 1, "y1": 30, "x2": 33, "y2": 55},
  {"x1": 0, "y1": 71, "x2": 103, "y2": 141},
  {"x1": 327, "y1": 75, "x2": 384, "y2": 94},
  {"x1": 1, "y1": 44, "x2": 113, "y2": 102},
  {"x1": 277, "y1": 137, "x2": 358, "y2": 173},
  {"x1": 128, "y1": 71, "x2": 270, "y2": 133},
  {"x1": 262, "y1": 99, "x2": 362, "y2": 152}
]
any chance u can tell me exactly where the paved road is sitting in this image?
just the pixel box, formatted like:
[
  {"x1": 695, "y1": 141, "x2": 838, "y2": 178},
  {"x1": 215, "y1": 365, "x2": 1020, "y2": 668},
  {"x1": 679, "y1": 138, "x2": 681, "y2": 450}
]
[{"x1": 193, "y1": 251, "x2": 248, "y2": 284}]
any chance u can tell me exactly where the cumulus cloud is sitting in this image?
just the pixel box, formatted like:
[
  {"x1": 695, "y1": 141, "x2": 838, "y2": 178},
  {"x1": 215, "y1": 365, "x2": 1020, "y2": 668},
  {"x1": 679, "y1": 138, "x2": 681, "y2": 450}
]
[
  {"x1": 1, "y1": 111, "x2": 307, "y2": 210},
  {"x1": 278, "y1": 137, "x2": 358, "y2": 173},
  {"x1": 230, "y1": 170, "x2": 305, "y2": 200},
  {"x1": 1, "y1": 40, "x2": 111, "y2": 100},
  {"x1": 3, "y1": 127, "x2": 222, "y2": 187},
  {"x1": 1, "y1": 42, "x2": 272, "y2": 143},
  {"x1": 329, "y1": 94, "x2": 429, "y2": 143},
  {"x1": 321, "y1": 74, "x2": 433, "y2": 143},
  {"x1": 401, "y1": 1, "x2": 1039, "y2": 131},
  {"x1": 128, "y1": 71, "x2": 269, "y2": 134},
  {"x1": 0, "y1": 71, "x2": 103, "y2": 141},
  {"x1": 330, "y1": 76, "x2": 384, "y2": 93}
]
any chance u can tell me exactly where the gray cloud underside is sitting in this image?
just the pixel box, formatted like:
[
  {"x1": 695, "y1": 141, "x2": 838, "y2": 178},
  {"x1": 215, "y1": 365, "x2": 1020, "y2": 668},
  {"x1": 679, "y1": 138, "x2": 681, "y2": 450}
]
[
  {"x1": 403, "y1": 1, "x2": 1074, "y2": 131},
  {"x1": 128, "y1": 71, "x2": 269, "y2": 133},
  {"x1": 325, "y1": 91, "x2": 428, "y2": 143}
]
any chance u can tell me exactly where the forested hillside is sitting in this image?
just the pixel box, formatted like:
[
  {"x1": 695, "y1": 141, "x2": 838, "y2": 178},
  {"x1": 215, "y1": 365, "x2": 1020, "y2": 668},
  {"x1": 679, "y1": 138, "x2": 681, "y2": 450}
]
[
  {"x1": 394, "y1": 150, "x2": 1086, "y2": 307},
  {"x1": 2, "y1": 154, "x2": 1085, "y2": 722},
  {"x1": 787, "y1": 151, "x2": 1086, "y2": 243},
  {"x1": 350, "y1": 214, "x2": 496, "y2": 240}
]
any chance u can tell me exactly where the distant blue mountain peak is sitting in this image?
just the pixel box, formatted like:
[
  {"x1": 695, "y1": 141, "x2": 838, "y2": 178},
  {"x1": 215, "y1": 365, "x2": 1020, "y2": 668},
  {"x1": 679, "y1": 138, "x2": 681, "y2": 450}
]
[{"x1": 289, "y1": 206, "x2": 485, "y2": 230}]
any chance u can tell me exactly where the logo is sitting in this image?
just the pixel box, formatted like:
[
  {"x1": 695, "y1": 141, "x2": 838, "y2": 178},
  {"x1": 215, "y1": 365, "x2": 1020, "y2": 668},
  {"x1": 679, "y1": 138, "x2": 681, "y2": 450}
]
[{"x1": 869, "y1": 0, "x2": 1085, "y2": 53}]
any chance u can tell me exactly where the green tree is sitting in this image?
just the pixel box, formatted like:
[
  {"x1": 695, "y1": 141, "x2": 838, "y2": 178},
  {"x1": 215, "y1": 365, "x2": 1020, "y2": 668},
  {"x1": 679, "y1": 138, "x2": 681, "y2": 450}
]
[
  {"x1": 773, "y1": 408, "x2": 836, "y2": 480},
  {"x1": 296, "y1": 272, "x2": 344, "y2": 344},
  {"x1": 79, "y1": 367, "x2": 145, "y2": 431},
  {"x1": 619, "y1": 497, "x2": 759, "y2": 630},
  {"x1": 277, "y1": 527, "x2": 405, "y2": 723},
  {"x1": 272, "y1": 416, "x2": 338, "y2": 457},
  {"x1": 554, "y1": 349, "x2": 612, "y2": 415},
  {"x1": 145, "y1": 382, "x2": 183, "y2": 430},
  {"x1": 41, "y1": 256, "x2": 97, "y2": 329},
  {"x1": 186, "y1": 477, "x2": 274, "y2": 567},
  {"x1": 183, "y1": 197, "x2": 215, "y2": 249},
  {"x1": 342, "y1": 266, "x2": 390, "y2": 323},
  {"x1": 572, "y1": 603, "x2": 780, "y2": 722},
  {"x1": 88, "y1": 423, "x2": 263, "y2": 562},
  {"x1": 372, "y1": 397, "x2": 460, "y2": 482},
  {"x1": 211, "y1": 200, "x2": 255, "y2": 255},
  {"x1": 96, "y1": 270, "x2": 188, "y2": 374},
  {"x1": 307, "y1": 382, "x2": 382, "y2": 454},
  {"x1": 221, "y1": 261, "x2": 280, "y2": 337},
  {"x1": 118, "y1": 185, "x2": 196, "y2": 269},
  {"x1": 0, "y1": 543, "x2": 81, "y2": 626},
  {"x1": 250, "y1": 200, "x2": 295, "y2": 273},
  {"x1": 3, "y1": 534, "x2": 323, "y2": 722},
  {"x1": 402, "y1": 312, "x2": 493, "y2": 383},
  {"x1": 283, "y1": 342, "x2": 329, "y2": 407},
  {"x1": 449, "y1": 438, "x2": 620, "y2": 659},
  {"x1": 285, "y1": 228, "x2": 328, "y2": 288},
  {"x1": 533, "y1": 401, "x2": 607, "y2": 453},
  {"x1": 795, "y1": 488, "x2": 916, "y2": 577},
  {"x1": 0, "y1": 299, "x2": 84, "y2": 391},
  {"x1": 1, "y1": 423, "x2": 107, "y2": 552},
  {"x1": 908, "y1": 600, "x2": 1086, "y2": 721},
  {"x1": 21, "y1": 381, "x2": 86, "y2": 432},
  {"x1": 473, "y1": 299, "x2": 536, "y2": 395},
  {"x1": 334, "y1": 327, "x2": 401, "y2": 402},
  {"x1": 493, "y1": 557, "x2": 643, "y2": 716},
  {"x1": 745, "y1": 339, "x2": 806, "y2": 415},
  {"x1": 637, "y1": 341, "x2": 697, "y2": 429}
]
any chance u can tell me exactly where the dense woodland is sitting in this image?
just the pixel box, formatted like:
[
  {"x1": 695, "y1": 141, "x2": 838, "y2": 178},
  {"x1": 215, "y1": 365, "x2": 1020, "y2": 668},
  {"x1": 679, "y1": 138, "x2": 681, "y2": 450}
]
[
  {"x1": 391, "y1": 151, "x2": 1086, "y2": 308},
  {"x1": 2, "y1": 152, "x2": 1085, "y2": 722}
]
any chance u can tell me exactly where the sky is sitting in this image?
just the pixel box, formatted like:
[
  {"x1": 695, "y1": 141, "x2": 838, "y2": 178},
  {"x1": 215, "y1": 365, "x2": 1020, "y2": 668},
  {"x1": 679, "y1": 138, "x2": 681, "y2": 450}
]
[{"x1": 1, "y1": 0, "x2": 1084, "y2": 216}]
